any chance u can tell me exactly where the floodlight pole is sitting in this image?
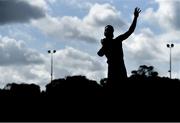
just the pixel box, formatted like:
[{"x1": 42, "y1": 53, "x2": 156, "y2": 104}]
[
  {"x1": 48, "y1": 50, "x2": 56, "y2": 82},
  {"x1": 167, "y1": 43, "x2": 174, "y2": 79}
]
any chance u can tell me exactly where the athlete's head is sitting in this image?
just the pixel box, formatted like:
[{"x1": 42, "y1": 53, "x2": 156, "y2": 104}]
[{"x1": 104, "y1": 25, "x2": 114, "y2": 39}]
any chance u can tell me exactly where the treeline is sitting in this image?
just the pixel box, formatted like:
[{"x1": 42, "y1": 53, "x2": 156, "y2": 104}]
[
  {"x1": 1, "y1": 74, "x2": 180, "y2": 98},
  {"x1": 0, "y1": 65, "x2": 180, "y2": 122}
]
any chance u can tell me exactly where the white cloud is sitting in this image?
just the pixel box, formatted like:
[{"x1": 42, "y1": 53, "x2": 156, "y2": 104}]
[
  {"x1": 143, "y1": 0, "x2": 180, "y2": 31},
  {"x1": 32, "y1": 3, "x2": 126, "y2": 43},
  {"x1": 131, "y1": 0, "x2": 180, "y2": 78},
  {"x1": 0, "y1": 36, "x2": 49, "y2": 89},
  {"x1": 54, "y1": 46, "x2": 106, "y2": 81},
  {"x1": 0, "y1": 64, "x2": 50, "y2": 90},
  {"x1": 58, "y1": 0, "x2": 114, "y2": 10},
  {"x1": 0, "y1": 36, "x2": 106, "y2": 89},
  {"x1": 122, "y1": 26, "x2": 180, "y2": 79},
  {"x1": 0, "y1": 36, "x2": 44, "y2": 66},
  {"x1": 125, "y1": 28, "x2": 166, "y2": 62},
  {"x1": 83, "y1": 3, "x2": 124, "y2": 27},
  {"x1": 60, "y1": 0, "x2": 92, "y2": 9}
]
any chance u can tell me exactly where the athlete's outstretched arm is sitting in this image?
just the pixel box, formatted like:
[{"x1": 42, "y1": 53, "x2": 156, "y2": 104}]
[{"x1": 116, "y1": 7, "x2": 141, "y2": 41}]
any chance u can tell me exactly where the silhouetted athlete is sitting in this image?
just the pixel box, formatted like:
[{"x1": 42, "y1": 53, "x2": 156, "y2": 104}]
[{"x1": 97, "y1": 7, "x2": 141, "y2": 87}]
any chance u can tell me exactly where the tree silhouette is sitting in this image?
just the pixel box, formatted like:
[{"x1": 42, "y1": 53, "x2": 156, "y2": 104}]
[
  {"x1": 131, "y1": 65, "x2": 158, "y2": 78},
  {"x1": 4, "y1": 83, "x2": 40, "y2": 97},
  {"x1": 0, "y1": 74, "x2": 179, "y2": 121}
]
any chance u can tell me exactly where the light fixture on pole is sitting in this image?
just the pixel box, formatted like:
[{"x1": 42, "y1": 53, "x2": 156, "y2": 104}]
[
  {"x1": 48, "y1": 50, "x2": 56, "y2": 82},
  {"x1": 167, "y1": 43, "x2": 174, "y2": 79}
]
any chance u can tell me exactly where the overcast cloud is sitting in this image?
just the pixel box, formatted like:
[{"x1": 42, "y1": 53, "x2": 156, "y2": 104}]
[
  {"x1": 1, "y1": 0, "x2": 180, "y2": 90},
  {"x1": 0, "y1": 0, "x2": 45, "y2": 24}
]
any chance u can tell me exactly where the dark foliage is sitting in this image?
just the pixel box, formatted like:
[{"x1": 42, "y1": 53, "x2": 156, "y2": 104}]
[
  {"x1": 4, "y1": 83, "x2": 41, "y2": 97},
  {"x1": 131, "y1": 65, "x2": 158, "y2": 78},
  {"x1": 0, "y1": 73, "x2": 179, "y2": 121}
]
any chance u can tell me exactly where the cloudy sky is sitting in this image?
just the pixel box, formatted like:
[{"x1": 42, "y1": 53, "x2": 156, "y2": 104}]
[{"x1": 0, "y1": 0, "x2": 180, "y2": 90}]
